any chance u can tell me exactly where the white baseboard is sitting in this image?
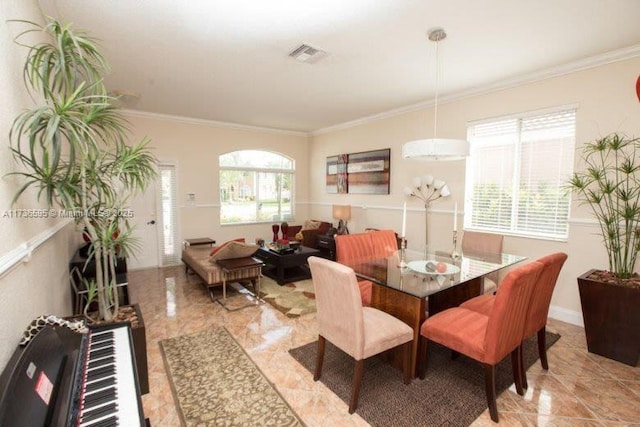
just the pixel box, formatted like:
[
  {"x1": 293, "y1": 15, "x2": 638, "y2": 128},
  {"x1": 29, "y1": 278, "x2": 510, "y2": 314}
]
[{"x1": 548, "y1": 304, "x2": 584, "y2": 327}]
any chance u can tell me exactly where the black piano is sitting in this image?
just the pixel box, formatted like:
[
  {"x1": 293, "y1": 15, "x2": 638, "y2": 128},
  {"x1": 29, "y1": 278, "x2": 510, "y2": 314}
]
[{"x1": 0, "y1": 323, "x2": 145, "y2": 426}]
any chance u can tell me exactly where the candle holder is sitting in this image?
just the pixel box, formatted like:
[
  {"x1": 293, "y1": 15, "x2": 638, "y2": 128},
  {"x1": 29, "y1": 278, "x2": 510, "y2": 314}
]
[
  {"x1": 398, "y1": 237, "x2": 408, "y2": 268},
  {"x1": 450, "y1": 230, "x2": 461, "y2": 260}
]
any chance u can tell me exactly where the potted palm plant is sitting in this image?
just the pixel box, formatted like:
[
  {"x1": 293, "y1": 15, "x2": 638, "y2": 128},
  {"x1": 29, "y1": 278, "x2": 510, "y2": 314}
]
[
  {"x1": 568, "y1": 133, "x2": 640, "y2": 366},
  {"x1": 8, "y1": 17, "x2": 156, "y2": 390}
]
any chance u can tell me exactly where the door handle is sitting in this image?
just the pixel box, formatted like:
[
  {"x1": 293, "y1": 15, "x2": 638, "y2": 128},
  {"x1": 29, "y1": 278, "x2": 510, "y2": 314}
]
[{"x1": 147, "y1": 220, "x2": 156, "y2": 225}]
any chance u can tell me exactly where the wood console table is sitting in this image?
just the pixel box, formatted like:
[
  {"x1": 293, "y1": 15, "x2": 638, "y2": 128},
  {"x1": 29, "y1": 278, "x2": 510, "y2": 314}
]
[{"x1": 215, "y1": 257, "x2": 264, "y2": 311}]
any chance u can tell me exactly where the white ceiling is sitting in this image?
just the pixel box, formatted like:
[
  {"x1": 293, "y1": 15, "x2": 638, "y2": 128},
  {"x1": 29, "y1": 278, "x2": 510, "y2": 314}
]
[{"x1": 44, "y1": 0, "x2": 640, "y2": 133}]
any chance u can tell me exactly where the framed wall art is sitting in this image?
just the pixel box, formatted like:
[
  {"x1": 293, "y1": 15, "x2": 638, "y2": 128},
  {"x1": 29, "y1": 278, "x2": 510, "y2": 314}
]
[{"x1": 326, "y1": 148, "x2": 390, "y2": 194}]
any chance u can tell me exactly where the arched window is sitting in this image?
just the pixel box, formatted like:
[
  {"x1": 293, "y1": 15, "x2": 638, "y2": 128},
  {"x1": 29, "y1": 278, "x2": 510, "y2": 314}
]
[{"x1": 219, "y1": 150, "x2": 294, "y2": 224}]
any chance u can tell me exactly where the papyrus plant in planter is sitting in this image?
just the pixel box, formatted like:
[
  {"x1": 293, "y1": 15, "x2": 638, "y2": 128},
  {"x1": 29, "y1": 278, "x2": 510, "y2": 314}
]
[
  {"x1": 567, "y1": 133, "x2": 640, "y2": 366},
  {"x1": 8, "y1": 17, "x2": 157, "y2": 323}
]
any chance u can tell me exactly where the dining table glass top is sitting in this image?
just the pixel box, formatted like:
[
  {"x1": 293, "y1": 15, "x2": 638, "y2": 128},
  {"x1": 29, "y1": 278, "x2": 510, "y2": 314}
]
[{"x1": 345, "y1": 249, "x2": 526, "y2": 299}]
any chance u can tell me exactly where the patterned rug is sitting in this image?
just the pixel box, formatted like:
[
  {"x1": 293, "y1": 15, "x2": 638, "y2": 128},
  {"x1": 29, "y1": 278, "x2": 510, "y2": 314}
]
[
  {"x1": 160, "y1": 328, "x2": 303, "y2": 426},
  {"x1": 290, "y1": 332, "x2": 560, "y2": 426},
  {"x1": 258, "y1": 277, "x2": 316, "y2": 318}
]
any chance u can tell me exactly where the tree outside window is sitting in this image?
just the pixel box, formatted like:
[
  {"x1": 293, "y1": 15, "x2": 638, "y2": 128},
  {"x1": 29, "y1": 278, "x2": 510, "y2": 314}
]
[{"x1": 219, "y1": 150, "x2": 294, "y2": 224}]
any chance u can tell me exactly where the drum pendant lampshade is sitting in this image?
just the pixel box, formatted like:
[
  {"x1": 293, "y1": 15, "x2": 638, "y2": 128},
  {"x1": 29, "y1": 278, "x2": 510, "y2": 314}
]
[{"x1": 402, "y1": 28, "x2": 469, "y2": 161}]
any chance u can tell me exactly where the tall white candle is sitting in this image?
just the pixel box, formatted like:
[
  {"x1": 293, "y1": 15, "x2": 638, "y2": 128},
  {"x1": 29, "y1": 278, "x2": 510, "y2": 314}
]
[
  {"x1": 401, "y1": 202, "x2": 407, "y2": 237},
  {"x1": 453, "y1": 202, "x2": 458, "y2": 231}
]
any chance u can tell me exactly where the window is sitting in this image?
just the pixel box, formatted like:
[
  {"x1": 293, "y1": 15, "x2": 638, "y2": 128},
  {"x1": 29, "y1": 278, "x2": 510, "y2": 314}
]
[
  {"x1": 219, "y1": 150, "x2": 294, "y2": 224},
  {"x1": 464, "y1": 107, "x2": 576, "y2": 240},
  {"x1": 159, "y1": 163, "x2": 180, "y2": 265}
]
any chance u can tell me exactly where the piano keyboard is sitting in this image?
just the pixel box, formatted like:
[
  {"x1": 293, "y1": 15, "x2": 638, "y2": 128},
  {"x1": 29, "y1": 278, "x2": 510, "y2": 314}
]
[{"x1": 78, "y1": 326, "x2": 143, "y2": 427}]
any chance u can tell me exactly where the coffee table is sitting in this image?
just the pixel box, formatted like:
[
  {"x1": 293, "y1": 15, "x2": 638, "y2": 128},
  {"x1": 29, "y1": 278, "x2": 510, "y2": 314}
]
[{"x1": 255, "y1": 246, "x2": 320, "y2": 285}]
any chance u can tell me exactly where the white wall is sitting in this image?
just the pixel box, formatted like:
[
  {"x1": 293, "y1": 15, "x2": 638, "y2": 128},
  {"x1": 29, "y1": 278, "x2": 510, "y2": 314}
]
[
  {"x1": 309, "y1": 56, "x2": 640, "y2": 325},
  {"x1": 0, "y1": 1, "x2": 79, "y2": 368},
  {"x1": 124, "y1": 112, "x2": 311, "y2": 247}
]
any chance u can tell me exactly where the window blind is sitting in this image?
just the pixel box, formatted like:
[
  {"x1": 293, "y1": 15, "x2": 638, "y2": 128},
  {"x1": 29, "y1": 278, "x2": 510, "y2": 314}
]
[
  {"x1": 159, "y1": 163, "x2": 180, "y2": 266},
  {"x1": 465, "y1": 109, "x2": 575, "y2": 240}
]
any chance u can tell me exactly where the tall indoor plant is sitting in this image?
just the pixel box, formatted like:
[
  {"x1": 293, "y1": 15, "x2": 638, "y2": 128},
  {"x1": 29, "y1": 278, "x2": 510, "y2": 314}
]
[
  {"x1": 8, "y1": 17, "x2": 157, "y2": 322},
  {"x1": 568, "y1": 133, "x2": 640, "y2": 366}
]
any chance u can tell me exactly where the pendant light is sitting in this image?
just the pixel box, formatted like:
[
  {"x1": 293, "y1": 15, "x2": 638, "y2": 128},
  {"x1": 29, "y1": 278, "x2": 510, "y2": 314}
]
[{"x1": 402, "y1": 28, "x2": 469, "y2": 161}]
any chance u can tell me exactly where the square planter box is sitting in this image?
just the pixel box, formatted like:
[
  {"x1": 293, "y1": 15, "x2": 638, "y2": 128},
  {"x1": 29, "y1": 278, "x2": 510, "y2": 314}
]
[{"x1": 578, "y1": 269, "x2": 640, "y2": 366}]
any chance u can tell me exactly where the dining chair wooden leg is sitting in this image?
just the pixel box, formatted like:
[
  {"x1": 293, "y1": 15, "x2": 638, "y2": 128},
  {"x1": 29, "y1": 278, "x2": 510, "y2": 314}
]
[
  {"x1": 402, "y1": 341, "x2": 412, "y2": 385},
  {"x1": 511, "y1": 347, "x2": 524, "y2": 395},
  {"x1": 314, "y1": 335, "x2": 326, "y2": 381},
  {"x1": 418, "y1": 336, "x2": 428, "y2": 380},
  {"x1": 519, "y1": 342, "x2": 529, "y2": 390},
  {"x1": 483, "y1": 363, "x2": 499, "y2": 422},
  {"x1": 349, "y1": 359, "x2": 364, "y2": 414},
  {"x1": 537, "y1": 327, "x2": 548, "y2": 369}
]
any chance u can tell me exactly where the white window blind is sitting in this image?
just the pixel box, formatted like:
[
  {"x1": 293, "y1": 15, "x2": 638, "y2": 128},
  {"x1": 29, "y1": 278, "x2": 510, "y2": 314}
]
[
  {"x1": 465, "y1": 108, "x2": 576, "y2": 240},
  {"x1": 159, "y1": 163, "x2": 180, "y2": 265}
]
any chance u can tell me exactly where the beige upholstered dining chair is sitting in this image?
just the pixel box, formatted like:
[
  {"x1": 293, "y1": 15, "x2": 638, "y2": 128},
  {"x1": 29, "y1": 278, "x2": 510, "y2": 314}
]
[
  {"x1": 461, "y1": 230, "x2": 504, "y2": 294},
  {"x1": 308, "y1": 256, "x2": 413, "y2": 414}
]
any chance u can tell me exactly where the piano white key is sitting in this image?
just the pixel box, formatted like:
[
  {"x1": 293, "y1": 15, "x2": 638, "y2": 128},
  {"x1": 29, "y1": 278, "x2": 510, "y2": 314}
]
[{"x1": 79, "y1": 325, "x2": 142, "y2": 427}]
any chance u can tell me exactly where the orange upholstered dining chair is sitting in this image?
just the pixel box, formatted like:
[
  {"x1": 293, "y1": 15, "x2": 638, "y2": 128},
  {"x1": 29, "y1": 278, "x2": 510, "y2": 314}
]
[
  {"x1": 461, "y1": 252, "x2": 568, "y2": 388},
  {"x1": 308, "y1": 256, "x2": 413, "y2": 414},
  {"x1": 335, "y1": 233, "x2": 376, "y2": 305},
  {"x1": 461, "y1": 230, "x2": 504, "y2": 294},
  {"x1": 418, "y1": 261, "x2": 544, "y2": 422}
]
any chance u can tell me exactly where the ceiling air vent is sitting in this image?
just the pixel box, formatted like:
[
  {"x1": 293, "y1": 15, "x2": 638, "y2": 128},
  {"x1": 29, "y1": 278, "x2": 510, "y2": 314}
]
[{"x1": 288, "y1": 44, "x2": 327, "y2": 64}]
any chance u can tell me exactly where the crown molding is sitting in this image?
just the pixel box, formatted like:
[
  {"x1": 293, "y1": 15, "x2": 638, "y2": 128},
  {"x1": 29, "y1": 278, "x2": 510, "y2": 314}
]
[
  {"x1": 122, "y1": 109, "x2": 310, "y2": 138},
  {"x1": 311, "y1": 44, "x2": 640, "y2": 136}
]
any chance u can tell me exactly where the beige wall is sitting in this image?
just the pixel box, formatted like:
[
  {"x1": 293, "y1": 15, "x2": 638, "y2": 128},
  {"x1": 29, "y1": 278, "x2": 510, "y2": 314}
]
[
  {"x1": 125, "y1": 113, "x2": 311, "y2": 247},
  {"x1": 309, "y1": 56, "x2": 640, "y2": 325},
  {"x1": 0, "y1": 1, "x2": 79, "y2": 368}
]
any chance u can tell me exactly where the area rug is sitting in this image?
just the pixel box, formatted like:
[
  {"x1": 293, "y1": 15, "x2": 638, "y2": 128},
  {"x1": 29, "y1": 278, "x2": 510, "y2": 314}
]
[
  {"x1": 259, "y1": 277, "x2": 316, "y2": 318},
  {"x1": 160, "y1": 327, "x2": 303, "y2": 426},
  {"x1": 289, "y1": 332, "x2": 560, "y2": 426}
]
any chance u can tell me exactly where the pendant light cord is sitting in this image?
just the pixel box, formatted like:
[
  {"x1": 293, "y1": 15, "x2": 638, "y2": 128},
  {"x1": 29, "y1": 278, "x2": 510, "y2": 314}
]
[{"x1": 433, "y1": 39, "x2": 440, "y2": 140}]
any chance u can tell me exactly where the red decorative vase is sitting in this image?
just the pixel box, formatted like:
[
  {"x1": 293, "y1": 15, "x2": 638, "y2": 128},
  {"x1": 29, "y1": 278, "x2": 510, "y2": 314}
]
[
  {"x1": 272, "y1": 224, "x2": 280, "y2": 242},
  {"x1": 281, "y1": 224, "x2": 289, "y2": 240}
]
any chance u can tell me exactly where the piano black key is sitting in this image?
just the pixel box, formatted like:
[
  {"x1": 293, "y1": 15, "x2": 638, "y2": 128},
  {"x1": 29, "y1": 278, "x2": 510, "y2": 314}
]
[
  {"x1": 88, "y1": 356, "x2": 115, "y2": 370},
  {"x1": 86, "y1": 365, "x2": 116, "y2": 381},
  {"x1": 85, "y1": 377, "x2": 116, "y2": 393},
  {"x1": 81, "y1": 402, "x2": 118, "y2": 423},
  {"x1": 90, "y1": 331, "x2": 114, "y2": 344},
  {"x1": 82, "y1": 415, "x2": 118, "y2": 427},
  {"x1": 89, "y1": 347, "x2": 115, "y2": 359},
  {"x1": 83, "y1": 387, "x2": 116, "y2": 407},
  {"x1": 90, "y1": 339, "x2": 115, "y2": 350}
]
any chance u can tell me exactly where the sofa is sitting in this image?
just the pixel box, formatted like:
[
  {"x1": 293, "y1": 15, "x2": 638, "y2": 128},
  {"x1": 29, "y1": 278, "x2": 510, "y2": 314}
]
[
  {"x1": 334, "y1": 229, "x2": 400, "y2": 306},
  {"x1": 182, "y1": 243, "x2": 261, "y2": 301},
  {"x1": 280, "y1": 220, "x2": 333, "y2": 249}
]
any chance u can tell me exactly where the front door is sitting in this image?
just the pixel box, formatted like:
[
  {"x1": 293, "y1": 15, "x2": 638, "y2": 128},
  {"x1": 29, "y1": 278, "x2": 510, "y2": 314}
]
[{"x1": 127, "y1": 182, "x2": 160, "y2": 270}]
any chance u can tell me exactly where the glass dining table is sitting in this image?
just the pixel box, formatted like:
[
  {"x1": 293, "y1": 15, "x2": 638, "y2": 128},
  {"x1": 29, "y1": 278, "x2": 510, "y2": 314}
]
[{"x1": 344, "y1": 249, "x2": 526, "y2": 376}]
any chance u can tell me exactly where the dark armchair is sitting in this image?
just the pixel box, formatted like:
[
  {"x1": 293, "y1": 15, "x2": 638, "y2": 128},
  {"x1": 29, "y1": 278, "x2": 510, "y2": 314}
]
[{"x1": 286, "y1": 220, "x2": 333, "y2": 248}]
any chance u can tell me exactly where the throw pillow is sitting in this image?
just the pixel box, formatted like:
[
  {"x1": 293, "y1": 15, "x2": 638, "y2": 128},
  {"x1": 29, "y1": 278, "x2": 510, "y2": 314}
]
[
  {"x1": 295, "y1": 231, "x2": 304, "y2": 241},
  {"x1": 209, "y1": 241, "x2": 258, "y2": 262},
  {"x1": 302, "y1": 220, "x2": 321, "y2": 230},
  {"x1": 210, "y1": 238, "x2": 246, "y2": 256}
]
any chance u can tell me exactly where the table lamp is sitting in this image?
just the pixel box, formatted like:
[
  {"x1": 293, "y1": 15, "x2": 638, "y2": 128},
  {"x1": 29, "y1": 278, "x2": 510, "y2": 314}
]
[{"x1": 332, "y1": 204, "x2": 351, "y2": 235}]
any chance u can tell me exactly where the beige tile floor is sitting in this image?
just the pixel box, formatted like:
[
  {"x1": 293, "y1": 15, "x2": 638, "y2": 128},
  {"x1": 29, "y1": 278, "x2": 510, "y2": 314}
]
[{"x1": 128, "y1": 266, "x2": 640, "y2": 426}]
